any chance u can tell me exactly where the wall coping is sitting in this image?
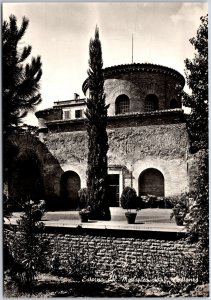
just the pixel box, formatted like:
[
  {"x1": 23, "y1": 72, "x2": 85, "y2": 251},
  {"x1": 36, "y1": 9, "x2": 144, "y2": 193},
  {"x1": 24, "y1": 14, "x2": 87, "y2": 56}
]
[
  {"x1": 5, "y1": 217, "x2": 187, "y2": 236},
  {"x1": 37, "y1": 109, "x2": 186, "y2": 133}
]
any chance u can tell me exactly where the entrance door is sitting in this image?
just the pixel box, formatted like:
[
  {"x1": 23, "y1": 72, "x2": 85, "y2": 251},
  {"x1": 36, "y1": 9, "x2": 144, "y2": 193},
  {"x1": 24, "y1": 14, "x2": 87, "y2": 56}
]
[{"x1": 108, "y1": 174, "x2": 119, "y2": 207}]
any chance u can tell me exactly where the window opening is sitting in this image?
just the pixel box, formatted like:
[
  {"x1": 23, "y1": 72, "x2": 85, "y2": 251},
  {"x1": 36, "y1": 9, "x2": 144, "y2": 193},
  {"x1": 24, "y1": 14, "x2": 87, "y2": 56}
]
[
  {"x1": 75, "y1": 109, "x2": 83, "y2": 118},
  {"x1": 115, "y1": 95, "x2": 130, "y2": 115},
  {"x1": 63, "y1": 110, "x2": 71, "y2": 120},
  {"x1": 145, "y1": 94, "x2": 159, "y2": 112}
]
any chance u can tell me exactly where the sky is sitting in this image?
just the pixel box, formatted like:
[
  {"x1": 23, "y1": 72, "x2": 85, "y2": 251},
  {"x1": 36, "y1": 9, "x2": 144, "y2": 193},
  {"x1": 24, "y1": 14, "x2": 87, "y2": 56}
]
[{"x1": 3, "y1": 2, "x2": 208, "y2": 126}]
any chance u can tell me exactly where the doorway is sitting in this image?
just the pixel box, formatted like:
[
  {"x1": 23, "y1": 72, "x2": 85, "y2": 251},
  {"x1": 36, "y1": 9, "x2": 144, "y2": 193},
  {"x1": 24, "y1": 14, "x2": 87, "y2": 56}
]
[{"x1": 108, "y1": 174, "x2": 119, "y2": 207}]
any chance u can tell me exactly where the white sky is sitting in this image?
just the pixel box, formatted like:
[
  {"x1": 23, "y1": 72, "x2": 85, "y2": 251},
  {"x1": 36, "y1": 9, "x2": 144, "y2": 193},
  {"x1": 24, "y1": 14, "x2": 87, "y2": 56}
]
[{"x1": 3, "y1": 2, "x2": 208, "y2": 125}]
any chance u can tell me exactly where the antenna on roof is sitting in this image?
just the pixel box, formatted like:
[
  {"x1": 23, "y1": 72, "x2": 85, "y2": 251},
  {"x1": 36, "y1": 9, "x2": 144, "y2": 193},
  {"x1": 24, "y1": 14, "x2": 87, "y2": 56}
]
[{"x1": 132, "y1": 34, "x2": 133, "y2": 63}]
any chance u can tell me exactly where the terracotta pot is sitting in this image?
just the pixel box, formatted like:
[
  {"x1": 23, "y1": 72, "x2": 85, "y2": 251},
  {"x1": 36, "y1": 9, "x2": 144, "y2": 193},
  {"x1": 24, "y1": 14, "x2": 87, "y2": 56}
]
[
  {"x1": 79, "y1": 212, "x2": 89, "y2": 222},
  {"x1": 125, "y1": 212, "x2": 137, "y2": 224}
]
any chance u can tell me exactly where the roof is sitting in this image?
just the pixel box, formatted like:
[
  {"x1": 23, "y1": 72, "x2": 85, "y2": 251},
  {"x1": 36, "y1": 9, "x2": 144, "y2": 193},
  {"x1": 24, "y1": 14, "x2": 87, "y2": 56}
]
[{"x1": 82, "y1": 63, "x2": 185, "y2": 95}]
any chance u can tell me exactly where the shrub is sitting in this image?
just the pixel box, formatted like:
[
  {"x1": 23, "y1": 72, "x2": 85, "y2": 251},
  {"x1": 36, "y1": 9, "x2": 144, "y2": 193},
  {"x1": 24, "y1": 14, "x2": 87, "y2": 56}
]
[
  {"x1": 78, "y1": 188, "x2": 89, "y2": 209},
  {"x1": 120, "y1": 187, "x2": 137, "y2": 211},
  {"x1": 66, "y1": 241, "x2": 98, "y2": 281},
  {"x1": 169, "y1": 193, "x2": 190, "y2": 225},
  {"x1": 140, "y1": 195, "x2": 169, "y2": 208},
  {"x1": 6, "y1": 199, "x2": 49, "y2": 290}
]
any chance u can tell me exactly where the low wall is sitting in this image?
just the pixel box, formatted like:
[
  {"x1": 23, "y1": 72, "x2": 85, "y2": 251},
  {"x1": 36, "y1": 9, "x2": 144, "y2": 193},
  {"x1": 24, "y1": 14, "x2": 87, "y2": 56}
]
[{"x1": 37, "y1": 227, "x2": 198, "y2": 283}]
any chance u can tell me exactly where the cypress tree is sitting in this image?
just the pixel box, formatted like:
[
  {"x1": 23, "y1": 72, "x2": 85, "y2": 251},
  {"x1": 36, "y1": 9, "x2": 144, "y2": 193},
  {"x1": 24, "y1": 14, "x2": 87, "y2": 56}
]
[{"x1": 85, "y1": 27, "x2": 111, "y2": 220}]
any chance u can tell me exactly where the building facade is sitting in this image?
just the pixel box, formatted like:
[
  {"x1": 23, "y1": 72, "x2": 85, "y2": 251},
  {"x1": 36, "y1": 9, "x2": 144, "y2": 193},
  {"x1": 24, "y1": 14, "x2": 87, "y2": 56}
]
[{"x1": 31, "y1": 63, "x2": 190, "y2": 209}]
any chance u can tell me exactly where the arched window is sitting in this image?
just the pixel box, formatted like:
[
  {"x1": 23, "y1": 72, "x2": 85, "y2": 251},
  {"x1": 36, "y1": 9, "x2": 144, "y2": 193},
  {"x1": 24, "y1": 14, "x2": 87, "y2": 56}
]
[
  {"x1": 115, "y1": 95, "x2": 130, "y2": 115},
  {"x1": 170, "y1": 99, "x2": 179, "y2": 109},
  {"x1": 145, "y1": 94, "x2": 159, "y2": 112},
  {"x1": 139, "y1": 168, "x2": 164, "y2": 197},
  {"x1": 60, "y1": 171, "x2": 81, "y2": 209}
]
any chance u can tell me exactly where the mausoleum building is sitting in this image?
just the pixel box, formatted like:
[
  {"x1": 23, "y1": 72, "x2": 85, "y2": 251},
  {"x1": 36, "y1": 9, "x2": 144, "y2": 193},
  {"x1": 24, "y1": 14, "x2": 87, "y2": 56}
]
[{"x1": 33, "y1": 63, "x2": 190, "y2": 209}]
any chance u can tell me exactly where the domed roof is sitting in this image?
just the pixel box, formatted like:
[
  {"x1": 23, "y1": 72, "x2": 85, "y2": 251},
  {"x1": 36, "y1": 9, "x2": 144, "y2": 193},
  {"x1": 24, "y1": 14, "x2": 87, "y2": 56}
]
[{"x1": 82, "y1": 63, "x2": 185, "y2": 95}]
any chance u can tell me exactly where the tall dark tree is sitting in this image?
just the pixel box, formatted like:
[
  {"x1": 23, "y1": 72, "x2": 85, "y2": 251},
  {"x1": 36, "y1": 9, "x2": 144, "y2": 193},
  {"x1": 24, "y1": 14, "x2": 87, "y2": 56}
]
[
  {"x1": 2, "y1": 14, "x2": 42, "y2": 135},
  {"x1": 84, "y1": 27, "x2": 110, "y2": 220},
  {"x1": 3, "y1": 14, "x2": 42, "y2": 193},
  {"x1": 182, "y1": 14, "x2": 208, "y2": 153}
]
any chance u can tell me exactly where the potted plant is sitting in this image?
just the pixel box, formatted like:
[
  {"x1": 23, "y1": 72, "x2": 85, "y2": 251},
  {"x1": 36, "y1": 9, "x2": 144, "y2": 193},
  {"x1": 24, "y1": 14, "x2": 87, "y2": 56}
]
[
  {"x1": 120, "y1": 187, "x2": 139, "y2": 224},
  {"x1": 79, "y1": 208, "x2": 90, "y2": 222},
  {"x1": 169, "y1": 193, "x2": 190, "y2": 226},
  {"x1": 170, "y1": 196, "x2": 189, "y2": 226},
  {"x1": 78, "y1": 188, "x2": 90, "y2": 222},
  {"x1": 78, "y1": 188, "x2": 88, "y2": 209}
]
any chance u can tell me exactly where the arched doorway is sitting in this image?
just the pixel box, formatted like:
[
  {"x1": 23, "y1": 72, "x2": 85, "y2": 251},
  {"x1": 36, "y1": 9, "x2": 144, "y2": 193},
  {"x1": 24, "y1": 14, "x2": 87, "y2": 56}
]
[
  {"x1": 139, "y1": 168, "x2": 164, "y2": 196},
  {"x1": 60, "y1": 171, "x2": 81, "y2": 209}
]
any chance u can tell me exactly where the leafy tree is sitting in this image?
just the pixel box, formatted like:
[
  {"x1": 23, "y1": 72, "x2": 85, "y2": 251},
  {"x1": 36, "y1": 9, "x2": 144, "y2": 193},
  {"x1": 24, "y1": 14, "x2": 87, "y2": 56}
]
[
  {"x1": 182, "y1": 15, "x2": 208, "y2": 283},
  {"x1": 2, "y1": 14, "x2": 42, "y2": 135},
  {"x1": 182, "y1": 14, "x2": 208, "y2": 153},
  {"x1": 84, "y1": 27, "x2": 111, "y2": 220},
  {"x1": 185, "y1": 150, "x2": 208, "y2": 283},
  {"x1": 3, "y1": 14, "x2": 42, "y2": 196}
]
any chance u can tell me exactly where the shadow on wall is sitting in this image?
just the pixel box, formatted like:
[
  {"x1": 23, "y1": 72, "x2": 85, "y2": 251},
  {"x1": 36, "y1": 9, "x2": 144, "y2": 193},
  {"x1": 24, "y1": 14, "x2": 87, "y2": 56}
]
[{"x1": 5, "y1": 133, "x2": 75, "y2": 211}]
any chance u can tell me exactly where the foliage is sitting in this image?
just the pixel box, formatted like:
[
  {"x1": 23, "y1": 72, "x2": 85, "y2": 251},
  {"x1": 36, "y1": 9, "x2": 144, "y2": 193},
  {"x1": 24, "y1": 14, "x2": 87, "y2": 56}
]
[
  {"x1": 84, "y1": 26, "x2": 110, "y2": 220},
  {"x1": 185, "y1": 150, "x2": 208, "y2": 282},
  {"x1": 182, "y1": 15, "x2": 208, "y2": 153},
  {"x1": 181, "y1": 14, "x2": 208, "y2": 283},
  {"x1": 79, "y1": 207, "x2": 91, "y2": 215},
  {"x1": 3, "y1": 14, "x2": 42, "y2": 198},
  {"x1": 6, "y1": 199, "x2": 48, "y2": 290},
  {"x1": 50, "y1": 240, "x2": 98, "y2": 282},
  {"x1": 2, "y1": 14, "x2": 42, "y2": 135},
  {"x1": 140, "y1": 195, "x2": 173, "y2": 209},
  {"x1": 67, "y1": 243, "x2": 97, "y2": 281},
  {"x1": 78, "y1": 188, "x2": 88, "y2": 209},
  {"x1": 120, "y1": 187, "x2": 138, "y2": 211},
  {"x1": 168, "y1": 193, "x2": 190, "y2": 225}
]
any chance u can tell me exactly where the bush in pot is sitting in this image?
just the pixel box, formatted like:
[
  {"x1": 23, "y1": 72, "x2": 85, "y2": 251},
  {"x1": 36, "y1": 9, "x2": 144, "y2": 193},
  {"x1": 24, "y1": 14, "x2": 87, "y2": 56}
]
[
  {"x1": 78, "y1": 188, "x2": 88, "y2": 209},
  {"x1": 120, "y1": 187, "x2": 139, "y2": 224},
  {"x1": 78, "y1": 188, "x2": 90, "y2": 222}
]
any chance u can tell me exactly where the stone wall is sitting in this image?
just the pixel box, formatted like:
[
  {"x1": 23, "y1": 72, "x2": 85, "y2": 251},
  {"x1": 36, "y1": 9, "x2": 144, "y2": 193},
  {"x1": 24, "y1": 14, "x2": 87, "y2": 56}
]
[
  {"x1": 7, "y1": 120, "x2": 189, "y2": 210},
  {"x1": 35, "y1": 227, "x2": 198, "y2": 283},
  {"x1": 7, "y1": 133, "x2": 64, "y2": 210},
  {"x1": 43, "y1": 123, "x2": 189, "y2": 197}
]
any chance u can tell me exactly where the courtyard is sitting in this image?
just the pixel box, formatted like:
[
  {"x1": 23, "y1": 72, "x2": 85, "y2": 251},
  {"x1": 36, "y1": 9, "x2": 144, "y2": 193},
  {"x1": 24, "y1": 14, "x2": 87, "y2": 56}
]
[{"x1": 7, "y1": 208, "x2": 185, "y2": 233}]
